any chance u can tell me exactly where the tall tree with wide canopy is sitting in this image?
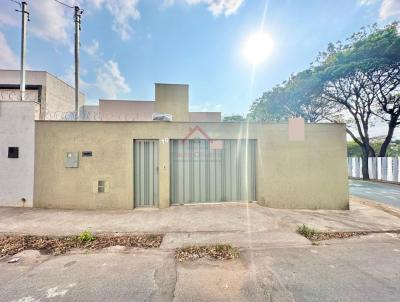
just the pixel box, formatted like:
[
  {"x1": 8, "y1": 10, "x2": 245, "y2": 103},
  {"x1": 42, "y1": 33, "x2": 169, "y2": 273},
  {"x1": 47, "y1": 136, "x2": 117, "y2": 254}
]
[{"x1": 249, "y1": 23, "x2": 400, "y2": 180}]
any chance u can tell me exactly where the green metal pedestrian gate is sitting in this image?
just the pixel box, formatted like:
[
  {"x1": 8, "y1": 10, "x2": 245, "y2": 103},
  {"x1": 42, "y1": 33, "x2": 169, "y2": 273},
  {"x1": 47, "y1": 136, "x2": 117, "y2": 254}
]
[
  {"x1": 170, "y1": 139, "x2": 256, "y2": 204},
  {"x1": 134, "y1": 140, "x2": 159, "y2": 207}
]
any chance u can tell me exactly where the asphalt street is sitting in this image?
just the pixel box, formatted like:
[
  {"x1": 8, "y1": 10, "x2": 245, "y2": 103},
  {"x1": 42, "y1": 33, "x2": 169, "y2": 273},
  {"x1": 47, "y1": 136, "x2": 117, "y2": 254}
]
[
  {"x1": 349, "y1": 179, "x2": 400, "y2": 208},
  {"x1": 1, "y1": 234, "x2": 400, "y2": 301}
]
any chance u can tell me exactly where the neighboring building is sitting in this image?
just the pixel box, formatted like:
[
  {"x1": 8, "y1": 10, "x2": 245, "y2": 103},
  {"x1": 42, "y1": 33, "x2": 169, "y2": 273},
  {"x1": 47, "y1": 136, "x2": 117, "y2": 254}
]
[
  {"x1": 0, "y1": 83, "x2": 349, "y2": 210},
  {"x1": 0, "y1": 69, "x2": 85, "y2": 120},
  {"x1": 99, "y1": 100, "x2": 155, "y2": 121},
  {"x1": 0, "y1": 102, "x2": 35, "y2": 207},
  {"x1": 80, "y1": 83, "x2": 221, "y2": 122}
]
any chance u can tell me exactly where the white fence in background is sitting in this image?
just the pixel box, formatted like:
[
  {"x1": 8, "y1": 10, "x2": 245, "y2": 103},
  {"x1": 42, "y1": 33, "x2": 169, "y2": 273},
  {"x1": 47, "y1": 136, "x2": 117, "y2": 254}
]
[{"x1": 348, "y1": 157, "x2": 400, "y2": 183}]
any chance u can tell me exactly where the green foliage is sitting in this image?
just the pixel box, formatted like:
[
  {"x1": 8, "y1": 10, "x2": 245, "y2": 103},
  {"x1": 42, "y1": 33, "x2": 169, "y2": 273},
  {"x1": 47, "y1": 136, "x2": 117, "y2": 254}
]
[
  {"x1": 347, "y1": 141, "x2": 363, "y2": 157},
  {"x1": 347, "y1": 139, "x2": 400, "y2": 157},
  {"x1": 297, "y1": 224, "x2": 318, "y2": 239},
  {"x1": 78, "y1": 231, "x2": 95, "y2": 243},
  {"x1": 223, "y1": 114, "x2": 246, "y2": 122}
]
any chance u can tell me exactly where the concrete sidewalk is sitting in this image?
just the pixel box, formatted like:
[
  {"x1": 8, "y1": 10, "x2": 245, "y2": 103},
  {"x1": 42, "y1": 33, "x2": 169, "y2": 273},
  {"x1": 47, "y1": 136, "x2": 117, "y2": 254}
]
[
  {"x1": 1, "y1": 199, "x2": 400, "y2": 249},
  {"x1": 1, "y1": 200, "x2": 400, "y2": 301}
]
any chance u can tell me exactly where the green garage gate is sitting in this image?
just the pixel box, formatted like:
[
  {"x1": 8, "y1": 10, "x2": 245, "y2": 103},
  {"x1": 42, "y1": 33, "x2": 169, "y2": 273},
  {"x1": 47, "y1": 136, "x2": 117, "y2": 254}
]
[{"x1": 170, "y1": 139, "x2": 256, "y2": 204}]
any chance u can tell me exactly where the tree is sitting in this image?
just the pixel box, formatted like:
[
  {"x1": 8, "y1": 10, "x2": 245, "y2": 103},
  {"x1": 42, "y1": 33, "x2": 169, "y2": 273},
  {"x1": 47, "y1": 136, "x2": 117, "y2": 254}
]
[
  {"x1": 249, "y1": 22, "x2": 400, "y2": 180},
  {"x1": 335, "y1": 23, "x2": 400, "y2": 157}
]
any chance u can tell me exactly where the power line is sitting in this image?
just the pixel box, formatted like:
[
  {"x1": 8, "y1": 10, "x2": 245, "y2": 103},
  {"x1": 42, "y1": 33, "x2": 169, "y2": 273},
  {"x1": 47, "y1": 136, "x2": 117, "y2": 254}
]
[
  {"x1": 10, "y1": 0, "x2": 21, "y2": 8},
  {"x1": 52, "y1": 0, "x2": 84, "y2": 120},
  {"x1": 53, "y1": 0, "x2": 74, "y2": 9}
]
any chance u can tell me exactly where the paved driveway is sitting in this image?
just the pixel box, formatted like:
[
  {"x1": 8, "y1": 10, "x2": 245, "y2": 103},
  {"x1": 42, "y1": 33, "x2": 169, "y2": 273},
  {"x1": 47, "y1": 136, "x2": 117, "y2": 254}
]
[{"x1": 349, "y1": 179, "x2": 400, "y2": 208}]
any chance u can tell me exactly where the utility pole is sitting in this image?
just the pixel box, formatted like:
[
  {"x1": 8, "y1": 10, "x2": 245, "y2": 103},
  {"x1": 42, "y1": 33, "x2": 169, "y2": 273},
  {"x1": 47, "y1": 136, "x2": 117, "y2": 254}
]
[
  {"x1": 74, "y1": 6, "x2": 83, "y2": 120},
  {"x1": 18, "y1": 1, "x2": 29, "y2": 101}
]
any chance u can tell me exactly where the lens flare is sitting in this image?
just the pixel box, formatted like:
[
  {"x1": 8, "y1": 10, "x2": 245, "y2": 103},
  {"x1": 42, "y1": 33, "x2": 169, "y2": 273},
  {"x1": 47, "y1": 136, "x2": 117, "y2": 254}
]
[{"x1": 243, "y1": 32, "x2": 273, "y2": 65}]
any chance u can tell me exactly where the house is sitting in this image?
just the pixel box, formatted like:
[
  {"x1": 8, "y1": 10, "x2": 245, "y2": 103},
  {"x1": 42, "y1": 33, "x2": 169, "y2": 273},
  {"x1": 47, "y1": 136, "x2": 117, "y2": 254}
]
[
  {"x1": 0, "y1": 83, "x2": 349, "y2": 210},
  {"x1": 80, "y1": 84, "x2": 221, "y2": 122},
  {"x1": 0, "y1": 69, "x2": 85, "y2": 120},
  {"x1": 0, "y1": 69, "x2": 85, "y2": 207}
]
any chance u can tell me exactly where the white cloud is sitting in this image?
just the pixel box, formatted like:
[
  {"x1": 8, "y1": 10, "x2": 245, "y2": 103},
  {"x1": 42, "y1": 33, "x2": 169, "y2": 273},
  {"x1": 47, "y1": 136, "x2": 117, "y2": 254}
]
[
  {"x1": 0, "y1": 0, "x2": 71, "y2": 44},
  {"x1": 60, "y1": 59, "x2": 130, "y2": 100},
  {"x1": 30, "y1": 0, "x2": 71, "y2": 43},
  {"x1": 83, "y1": 39, "x2": 100, "y2": 57},
  {"x1": 82, "y1": 0, "x2": 140, "y2": 40},
  {"x1": 358, "y1": 0, "x2": 378, "y2": 5},
  {"x1": 0, "y1": 32, "x2": 18, "y2": 69},
  {"x1": 0, "y1": 0, "x2": 140, "y2": 43},
  {"x1": 380, "y1": 0, "x2": 400, "y2": 19},
  {"x1": 165, "y1": 0, "x2": 244, "y2": 16},
  {"x1": 104, "y1": 0, "x2": 140, "y2": 41},
  {"x1": 0, "y1": 4, "x2": 19, "y2": 27},
  {"x1": 95, "y1": 60, "x2": 131, "y2": 99},
  {"x1": 358, "y1": 0, "x2": 400, "y2": 19}
]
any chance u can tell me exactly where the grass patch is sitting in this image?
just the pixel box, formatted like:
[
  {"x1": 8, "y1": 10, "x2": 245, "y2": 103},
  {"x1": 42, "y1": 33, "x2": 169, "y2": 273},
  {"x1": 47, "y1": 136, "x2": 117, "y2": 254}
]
[
  {"x1": 297, "y1": 225, "x2": 400, "y2": 241},
  {"x1": 0, "y1": 233, "x2": 163, "y2": 259},
  {"x1": 78, "y1": 231, "x2": 95, "y2": 244},
  {"x1": 175, "y1": 244, "x2": 239, "y2": 262},
  {"x1": 297, "y1": 224, "x2": 318, "y2": 239}
]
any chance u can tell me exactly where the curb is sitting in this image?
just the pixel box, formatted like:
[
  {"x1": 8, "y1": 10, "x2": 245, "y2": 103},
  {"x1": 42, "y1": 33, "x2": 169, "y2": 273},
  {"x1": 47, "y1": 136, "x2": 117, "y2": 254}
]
[
  {"x1": 349, "y1": 177, "x2": 400, "y2": 186},
  {"x1": 351, "y1": 196, "x2": 400, "y2": 219}
]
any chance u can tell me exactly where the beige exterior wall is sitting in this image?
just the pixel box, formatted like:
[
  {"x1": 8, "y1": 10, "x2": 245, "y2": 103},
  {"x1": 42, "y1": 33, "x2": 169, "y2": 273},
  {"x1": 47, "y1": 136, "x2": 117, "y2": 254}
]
[
  {"x1": 99, "y1": 100, "x2": 154, "y2": 121},
  {"x1": 34, "y1": 121, "x2": 348, "y2": 210},
  {"x1": 189, "y1": 112, "x2": 221, "y2": 122},
  {"x1": 154, "y1": 84, "x2": 189, "y2": 121}
]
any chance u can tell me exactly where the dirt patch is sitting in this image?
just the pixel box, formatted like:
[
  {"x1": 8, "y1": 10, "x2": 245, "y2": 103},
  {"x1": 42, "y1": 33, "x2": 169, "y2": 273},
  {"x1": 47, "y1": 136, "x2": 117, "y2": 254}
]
[
  {"x1": 297, "y1": 225, "x2": 400, "y2": 241},
  {"x1": 308, "y1": 231, "x2": 370, "y2": 241},
  {"x1": 175, "y1": 244, "x2": 239, "y2": 262},
  {"x1": 0, "y1": 233, "x2": 163, "y2": 259}
]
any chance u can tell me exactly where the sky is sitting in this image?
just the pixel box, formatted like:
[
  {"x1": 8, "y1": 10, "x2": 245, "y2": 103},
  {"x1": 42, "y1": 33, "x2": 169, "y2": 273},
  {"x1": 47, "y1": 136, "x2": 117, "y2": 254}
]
[{"x1": 0, "y1": 0, "x2": 400, "y2": 119}]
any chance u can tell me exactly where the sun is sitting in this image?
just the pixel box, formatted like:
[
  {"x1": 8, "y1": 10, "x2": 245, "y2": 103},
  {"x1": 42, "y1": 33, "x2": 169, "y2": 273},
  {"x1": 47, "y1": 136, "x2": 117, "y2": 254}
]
[{"x1": 243, "y1": 32, "x2": 274, "y2": 65}]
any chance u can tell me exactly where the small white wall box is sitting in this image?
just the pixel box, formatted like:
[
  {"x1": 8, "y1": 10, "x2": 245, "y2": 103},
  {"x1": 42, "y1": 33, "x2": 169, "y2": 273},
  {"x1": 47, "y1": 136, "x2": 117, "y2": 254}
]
[{"x1": 65, "y1": 152, "x2": 79, "y2": 168}]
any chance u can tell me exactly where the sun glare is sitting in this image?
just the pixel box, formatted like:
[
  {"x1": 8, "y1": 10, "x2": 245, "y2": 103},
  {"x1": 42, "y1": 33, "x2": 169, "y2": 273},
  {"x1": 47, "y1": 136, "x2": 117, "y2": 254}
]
[{"x1": 243, "y1": 32, "x2": 273, "y2": 65}]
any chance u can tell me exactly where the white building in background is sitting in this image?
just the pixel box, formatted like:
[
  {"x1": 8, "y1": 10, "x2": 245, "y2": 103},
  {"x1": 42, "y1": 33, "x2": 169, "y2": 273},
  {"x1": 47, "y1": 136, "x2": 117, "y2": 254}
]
[{"x1": 0, "y1": 69, "x2": 85, "y2": 120}]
